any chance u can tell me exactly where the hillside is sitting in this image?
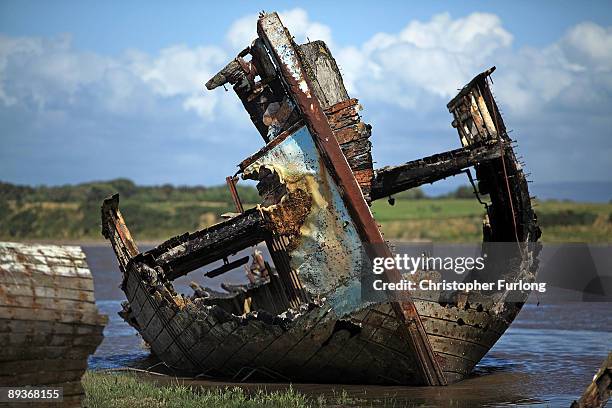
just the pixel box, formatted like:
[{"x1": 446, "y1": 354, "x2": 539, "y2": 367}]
[
  {"x1": 0, "y1": 179, "x2": 610, "y2": 243},
  {"x1": 0, "y1": 179, "x2": 260, "y2": 241}
]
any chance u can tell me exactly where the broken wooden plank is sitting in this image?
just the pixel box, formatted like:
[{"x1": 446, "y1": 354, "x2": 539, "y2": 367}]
[
  {"x1": 206, "y1": 40, "x2": 299, "y2": 142},
  {"x1": 370, "y1": 142, "x2": 502, "y2": 201},
  {"x1": 152, "y1": 209, "x2": 269, "y2": 280},
  {"x1": 298, "y1": 43, "x2": 374, "y2": 202},
  {"x1": 101, "y1": 193, "x2": 139, "y2": 272},
  {"x1": 298, "y1": 41, "x2": 350, "y2": 109},
  {"x1": 205, "y1": 256, "x2": 250, "y2": 278}
]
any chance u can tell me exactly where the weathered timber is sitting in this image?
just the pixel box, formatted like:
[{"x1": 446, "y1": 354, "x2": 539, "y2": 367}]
[
  {"x1": 299, "y1": 42, "x2": 374, "y2": 202},
  {"x1": 205, "y1": 256, "x2": 250, "y2": 278},
  {"x1": 257, "y1": 12, "x2": 446, "y2": 386},
  {"x1": 370, "y1": 142, "x2": 503, "y2": 201},
  {"x1": 100, "y1": 12, "x2": 541, "y2": 387},
  {"x1": 206, "y1": 39, "x2": 299, "y2": 142},
  {"x1": 447, "y1": 67, "x2": 540, "y2": 243},
  {"x1": 151, "y1": 209, "x2": 269, "y2": 281},
  {"x1": 325, "y1": 99, "x2": 374, "y2": 201},
  {"x1": 0, "y1": 242, "x2": 106, "y2": 408},
  {"x1": 297, "y1": 41, "x2": 349, "y2": 108},
  {"x1": 103, "y1": 194, "x2": 270, "y2": 281},
  {"x1": 571, "y1": 351, "x2": 612, "y2": 408},
  {"x1": 101, "y1": 193, "x2": 139, "y2": 272}
]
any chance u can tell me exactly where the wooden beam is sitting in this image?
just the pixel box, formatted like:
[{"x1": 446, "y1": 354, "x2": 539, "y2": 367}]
[
  {"x1": 205, "y1": 256, "x2": 250, "y2": 278},
  {"x1": 371, "y1": 143, "x2": 502, "y2": 201},
  {"x1": 101, "y1": 194, "x2": 139, "y2": 272},
  {"x1": 151, "y1": 209, "x2": 269, "y2": 281},
  {"x1": 298, "y1": 41, "x2": 349, "y2": 109},
  {"x1": 299, "y1": 42, "x2": 374, "y2": 202}
]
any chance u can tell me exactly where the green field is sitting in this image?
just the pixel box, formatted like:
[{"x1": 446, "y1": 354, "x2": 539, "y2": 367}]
[
  {"x1": 0, "y1": 179, "x2": 258, "y2": 241},
  {"x1": 1, "y1": 179, "x2": 610, "y2": 243},
  {"x1": 372, "y1": 198, "x2": 612, "y2": 242}
]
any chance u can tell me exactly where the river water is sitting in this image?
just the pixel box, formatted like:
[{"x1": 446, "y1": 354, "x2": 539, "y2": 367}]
[{"x1": 83, "y1": 245, "x2": 612, "y2": 407}]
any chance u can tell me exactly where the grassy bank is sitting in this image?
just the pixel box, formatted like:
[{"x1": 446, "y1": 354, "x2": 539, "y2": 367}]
[
  {"x1": 372, "y1": 198, "x2": 612, "y2": 242},
  {"x1": 1, "y1": 179, "x2": 610, "y2": 243},
  {"x1": 82, "y1": 372, "x2": 364, "y2": 408}
]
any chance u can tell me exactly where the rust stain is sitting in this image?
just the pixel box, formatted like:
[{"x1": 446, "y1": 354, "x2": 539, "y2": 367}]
[{"x1": 264, "y1": 188, "x2": 312, "y2": 248}]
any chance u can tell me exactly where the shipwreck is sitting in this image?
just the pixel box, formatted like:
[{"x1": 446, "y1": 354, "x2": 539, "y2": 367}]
[{"x1": 101, "y1": 12, "x2": 541, "y2": 386}]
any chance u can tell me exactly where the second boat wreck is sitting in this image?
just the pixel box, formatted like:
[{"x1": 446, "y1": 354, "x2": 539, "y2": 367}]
[{"x1": 101, "y1": 12, "x2": 541, "y2": 386}]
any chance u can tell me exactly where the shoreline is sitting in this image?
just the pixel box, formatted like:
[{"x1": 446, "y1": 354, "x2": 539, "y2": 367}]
[{"x1": 0, "y1": 238, "x2": 164, "y2": 247}]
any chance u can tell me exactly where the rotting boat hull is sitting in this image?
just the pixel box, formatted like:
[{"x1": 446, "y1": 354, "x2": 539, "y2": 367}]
[
  {"x1": 102, "y1": 12, "x2": 540, "y2": 386},
  {"x1": 0, "y1": 242, "x2": 107, "y2": 407},
  {"x1": 117, "y1": 261, "x2": 527, "y2": 384}
]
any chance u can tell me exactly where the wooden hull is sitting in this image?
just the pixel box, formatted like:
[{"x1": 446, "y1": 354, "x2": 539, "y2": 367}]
[
  {"x1": 120, "y1": 264, "x2": 523, "y2": 384},
  {"x1": 101, "y1": 14, "x2": 541, "y2": 386},
  {"x1": 0, "y1": 242, "x2": 106, "y2": 407}
]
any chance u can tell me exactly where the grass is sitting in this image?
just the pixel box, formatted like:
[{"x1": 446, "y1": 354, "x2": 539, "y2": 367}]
[
  {"x1": 372, "y1": 199, "x2": 612, "y2": 243},
  {"x1": 2, "y1": 198, "x2": 610, "y2": 243},
  {"x1": 82, "y1": 372, "x2": 310, "y2": 408},
  {"x1": 1, "y1": 179, "x2": 610, "y2": 243},
  {"x1": 81, "y1": 372, "x2": 376, "y2": 408},
  {"x1": 372, "y1": 198, "x2": 483, "y2": 222}
]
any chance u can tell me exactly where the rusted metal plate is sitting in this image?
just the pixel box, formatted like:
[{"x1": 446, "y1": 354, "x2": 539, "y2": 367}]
[
  {"x1": 242, "y1": 124, "x2": 364, "y2": 311},
  {"x1": 226, "y1": 176, "x2": 245, "y2": 213}
]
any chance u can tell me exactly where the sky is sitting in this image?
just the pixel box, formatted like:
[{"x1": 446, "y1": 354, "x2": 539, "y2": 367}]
[{"x1": 1, "y1": 1, "x2": 611, "y2": 189}]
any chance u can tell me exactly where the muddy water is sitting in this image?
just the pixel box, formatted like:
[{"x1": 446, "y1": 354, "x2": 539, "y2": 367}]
[{"x1": 85, "y1": 245, "x2": 611, "y2": 407}]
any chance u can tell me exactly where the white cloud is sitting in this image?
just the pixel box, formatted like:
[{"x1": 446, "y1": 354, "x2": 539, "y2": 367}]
[
  {"x1": 130, "y1": 46, "x2": 224, "y2": 97},
  {"x1": 330, "y1": 13, "x2": 612, "y2": 182},
  {"x1": 3, "y1": 10, "x2": 611, "y2": 122},
  {"x1": 391, "y1": 12, "x2": 511, "y2": 56},
  {"x1": 559, "y1": 22, "x2": 612, "y2": 71},
  {"x1": 0, "y1": 34, "x2": 241, "y2": 121},
  {"x1": 0, "y1": 9, "x2": 611, "y2": 185},
  {"x1": 0, "y1": 8, "x2": 334, "y2": 122},
  {"x1": 128, "y1": 44, "x2": 230, "y2": 118},
  {"x1": 0, "y1": 34, "x2": 118, "y2": 108},
  {"x1": 338, "y1": 12, "x2": 513, "y2": 103},
  {"x1": 335, "y1": 12, "x2": 612, "y2": 123}
]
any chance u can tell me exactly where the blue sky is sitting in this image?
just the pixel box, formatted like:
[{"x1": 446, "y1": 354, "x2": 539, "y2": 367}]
[{"x1": 1, "y1": 1, "x2": 611, "y2": 189}]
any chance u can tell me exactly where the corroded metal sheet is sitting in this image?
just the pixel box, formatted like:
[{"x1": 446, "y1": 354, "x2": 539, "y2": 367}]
[{"x1": 242, "y1": 125, "x2": 366, "y2": 315}]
